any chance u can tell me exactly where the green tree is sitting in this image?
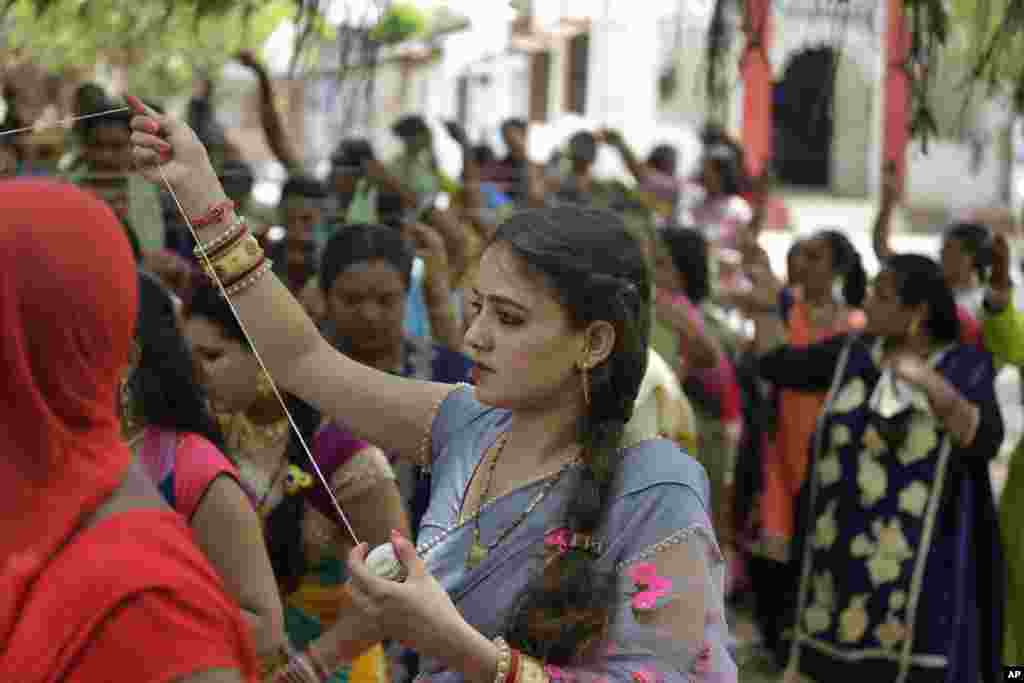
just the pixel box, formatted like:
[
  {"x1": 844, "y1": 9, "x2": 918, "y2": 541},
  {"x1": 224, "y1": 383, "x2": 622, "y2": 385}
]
[{"x1": 0, "y1": 0, "x2": 299, "y2": 97}]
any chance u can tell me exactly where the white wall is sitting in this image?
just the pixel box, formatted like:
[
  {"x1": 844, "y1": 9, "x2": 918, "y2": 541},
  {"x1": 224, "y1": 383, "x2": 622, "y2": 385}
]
[{"x1": 905, "y1": 140, "x2": 1005, "y2": 212}]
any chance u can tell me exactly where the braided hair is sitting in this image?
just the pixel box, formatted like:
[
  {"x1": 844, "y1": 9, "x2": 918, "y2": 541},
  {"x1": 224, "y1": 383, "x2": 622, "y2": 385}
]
[{"x1": 493, "y1": 207, "x2": 652, "y2": 663}]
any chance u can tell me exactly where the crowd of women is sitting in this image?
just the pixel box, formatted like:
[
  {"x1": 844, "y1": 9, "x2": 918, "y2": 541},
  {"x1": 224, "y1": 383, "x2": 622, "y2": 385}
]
[{"x1": 1, "y1": 59, "x2": 1022, "y2": 683}]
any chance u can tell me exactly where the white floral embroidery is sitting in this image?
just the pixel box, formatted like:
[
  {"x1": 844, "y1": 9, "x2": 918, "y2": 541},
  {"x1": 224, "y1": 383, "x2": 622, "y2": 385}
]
[
  {"x1": 850, "y1": 533, "x2": 873, "y2": 559},
  {"x1": 803, "y1": 571, "x2": 836, "y2": 635},
  {"x1": 831, "y1": 424, "x2": 852, "y2": 448},
  {"x1": 831, "y1": 378, "x2": 866, "y2": 414},
  {"x1": 857, "y1": 451, "x2": 888, "y2": 507},
  {"x1": 818, "y1": 451, "x2": 842, "y2": 488},
  {"x1": 814, "y1": 500, "x2": 839, "y2": 550},
  {"x1": 838, "y1": 594, "x2": 870, "y2": 643},
  {"x1": 865, "y1": 518, "x2": 913, "y2": 587},
  {"x1": 898, "y1": 414, "x2": 939, "y2": 466},
  {"x1": 897, "y1": 481, "x2": 930, "y2": 518}
]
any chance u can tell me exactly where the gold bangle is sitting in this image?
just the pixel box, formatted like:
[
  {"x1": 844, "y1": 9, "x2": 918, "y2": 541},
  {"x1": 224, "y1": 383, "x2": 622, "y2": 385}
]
[
  {"x1": 203, "y1": 233, "x2": 265, "y2": 284},
  {"x1": 517, "y1": 654, "x2": 549, "y2": 683},
  {"x1": 492, "y1": 638, "x2": 512, "y2": 683},
  {"x1": 194, "y1": 217, "x2": 246, "y2": 257},
  {"x1": 260, "y1": 646, "x2": 291, "y2": 679},
  {"x1": 224, "y1": 258, "x2": 273, "y2": 297}
]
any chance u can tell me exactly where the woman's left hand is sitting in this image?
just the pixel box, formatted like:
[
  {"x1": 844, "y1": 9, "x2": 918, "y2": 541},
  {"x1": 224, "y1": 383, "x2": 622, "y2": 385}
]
[
  {"x1": 889, "y1": 352, "x2": 931, "y2": 388},
  {"x1": 347, "y1": 530, "x2": 466, "y2": 659}
]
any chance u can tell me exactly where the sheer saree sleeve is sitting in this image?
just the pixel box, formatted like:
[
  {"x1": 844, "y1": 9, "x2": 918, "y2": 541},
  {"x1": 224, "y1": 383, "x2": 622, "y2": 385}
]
[{"x1": 520, "y1": 444, "x2": 737, "y2": 683}]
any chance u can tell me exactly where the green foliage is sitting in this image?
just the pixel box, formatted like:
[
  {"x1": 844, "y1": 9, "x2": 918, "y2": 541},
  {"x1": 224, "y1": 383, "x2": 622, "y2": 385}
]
[
  {"x1": 0, "y1": 0, "x2": 295, "y2": 98},
  {"x1": 947, "y1": 0, "x2": 1024, "y2": 111},
  {"x1": 369, "y1": 2, "x2": 426, "y2": 45}
]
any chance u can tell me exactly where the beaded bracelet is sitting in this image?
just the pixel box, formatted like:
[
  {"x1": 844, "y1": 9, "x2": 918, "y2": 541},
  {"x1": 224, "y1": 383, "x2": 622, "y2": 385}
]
[
  {"x1": 190, "y1": 199, "x2": 236, "y2": 229},
  {"x1": 193, "y1": 218, "x2": 247, "y2": 258},
  {"x1": 223, "y1": 258, "x2": 273, "y2": 297},
  {"x1": 492, "y1": 638, "x2": 512, "y2": 683},
  {"x1": 305, "y1": 646, "x2": 332, "y2": 681}
]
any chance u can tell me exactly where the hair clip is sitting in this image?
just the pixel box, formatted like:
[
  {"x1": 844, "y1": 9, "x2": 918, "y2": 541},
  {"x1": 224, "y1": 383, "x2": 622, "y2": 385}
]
[
  {"x1": 284, "y1": 465, "x2": 314, "y2": 496},
  {"x1": 544, "y1": 527, "x2": 603, "y2": 556}
]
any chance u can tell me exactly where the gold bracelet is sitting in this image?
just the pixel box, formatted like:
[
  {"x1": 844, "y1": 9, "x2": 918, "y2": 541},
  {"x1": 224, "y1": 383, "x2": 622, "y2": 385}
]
[
  {"x1": 492, "y1": 638, "x2": 512, "y2": 683},
  {"x1": 202, "y1": 233, "x2": 265, "y2": 284},
  {"x1": 260, "y1": 645, "x2": 291, "y2": 679},
  {"x1": 517, "y1": 654, "x2": 549, "y2": 683},
  {"x1": 224, "y1": 258, "x2": 273, "y2": 297},
  {"x1": 194, "y1": 217, "x2": 246, "y2": 257}
]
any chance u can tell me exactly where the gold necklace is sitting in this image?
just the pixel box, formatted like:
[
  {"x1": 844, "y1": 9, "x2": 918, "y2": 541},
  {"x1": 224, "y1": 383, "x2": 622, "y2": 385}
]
[
  {"x1": 220, "y1": 411, "x2": 290, "y2": 454},
  {"x1": 466, "y1": 433, "x2": 576, "y2": 569}
]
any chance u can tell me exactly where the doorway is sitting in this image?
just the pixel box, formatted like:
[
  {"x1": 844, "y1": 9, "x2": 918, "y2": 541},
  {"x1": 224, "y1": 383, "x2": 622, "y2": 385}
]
[{"x1": 772, "y1": 47, "x2": 836, "y2": 188}]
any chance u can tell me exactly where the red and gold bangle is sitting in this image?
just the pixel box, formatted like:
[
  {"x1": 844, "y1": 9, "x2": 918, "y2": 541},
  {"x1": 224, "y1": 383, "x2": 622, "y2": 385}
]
[
  {"x1": 190, "y1": 199, "x2": 236, "y2": 229},
  {"x1": 201, "y1": 232, "x2": 265, "y2": 284},
  {"x1": 492, "y1": 638, "x2": 512, "y2": 683},
  {"x1": 223, "y1": 258, "x2": 273, "y2": 297},
  {"x1": 194, "y1": 218, "x2": 247, "y2": 258},
  {"x1": 304, "y1": 647, "x2": 332, "y2": 682},
  {"x1": 506, "y1": 647, "x2": 521, "y2": 683},
  {"x1": 517, "y1": 654, "x2": 549, "y2": 683}
]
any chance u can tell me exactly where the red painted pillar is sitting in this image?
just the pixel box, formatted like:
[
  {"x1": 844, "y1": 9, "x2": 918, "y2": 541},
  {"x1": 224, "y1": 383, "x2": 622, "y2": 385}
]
[
  {"x1": 740, "y1": 0, "x2": 773, "y2": 179},
  {"x1": 883, "y1": 0, "x2": 910, "y2": 196}
]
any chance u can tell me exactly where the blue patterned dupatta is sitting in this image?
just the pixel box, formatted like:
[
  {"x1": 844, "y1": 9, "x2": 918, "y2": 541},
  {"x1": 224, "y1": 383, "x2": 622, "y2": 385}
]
[
  {"x1": 784, "y1": 338, "x2": 1004, "y2": 683},
  {"x1": 412, "y1": 386, "x2": 738, "y2": 683}
]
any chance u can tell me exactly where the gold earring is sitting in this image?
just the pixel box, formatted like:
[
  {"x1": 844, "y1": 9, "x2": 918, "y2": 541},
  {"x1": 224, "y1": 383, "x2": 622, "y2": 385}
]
[
  {"x1": 119, "y1": 377, "x2": 136, "y2": 434},
  {"x1": 908, "y1": 316, "x2": 921, "y2": 338},
  {"x1": 256, "y1": 371, "x2": 274, "y2": 401},
  {"x1": 579, "y1": 361, "x2": 590, "y2": 406}
]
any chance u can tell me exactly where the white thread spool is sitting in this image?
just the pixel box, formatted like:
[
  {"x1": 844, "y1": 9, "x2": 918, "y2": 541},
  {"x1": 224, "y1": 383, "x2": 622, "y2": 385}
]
[{"x1": 365, "y1": 543, "x2": 407, "y2": 582}]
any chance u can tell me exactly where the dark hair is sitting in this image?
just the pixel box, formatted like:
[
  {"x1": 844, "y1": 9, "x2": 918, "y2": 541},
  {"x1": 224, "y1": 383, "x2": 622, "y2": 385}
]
[
  {"x1": 703, "y1": 154, "x2": 746, "y2": 196},
  {"x1": 376, "y1": 191, "x2": 407, "y2": 228},
  {"x1": 185, "y1": 283, "x2": 321, "y2": 593},
  {"x1": 568, "y1": 131, "x2": 598, "y2": 165},
  {"x1": 495, "y1": 207, "x2": 651, "y2": 663},
  {"x1": 660, "y1": 227, "x2": 711, "y2": 303},
  {"x1": 131, "y1": 271, "x2": 226, "y2": 452},
  {"x1": 944, "y1": 222, "x2": 993, "y2": 282},
  {"x1": 392, "y1": 114, "x2": 430, "y2": 140},
  {"x1": 647, "y1": 144, "x2": 678, "y2": 176},
  {"x1": 817, "y1": 229, "x2": 868, "y2": 307},
  {"x1": 281, "y1": 175, "x2": 328, "y2": 202},
  {"x1": 77, "y1": 106, "x2": 132, "y2": 140},
  {"x1": 501, "y1": 117, "x2": 528, "y2": 136},
  {"x1": 219, "y1": 159, "x2": 255, "y2": 202},
  {"x1": 331, "y1": 138, "x2": 376, "y2": 170},
  {"x1": 320, "y1": 223, "x2": 414, "y2": 293},
  {"x1": 472, "y1": 144, "x2": 496, "y2": 166},
  {"x1": 885, "y1": 253, "x2": 960, "y2": 343}
]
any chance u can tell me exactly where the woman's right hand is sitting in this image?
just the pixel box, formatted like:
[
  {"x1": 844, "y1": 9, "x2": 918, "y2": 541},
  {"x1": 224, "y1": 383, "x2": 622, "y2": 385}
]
[{"x1": 127, "y1": 95, "x2": 226, "y2": 216}]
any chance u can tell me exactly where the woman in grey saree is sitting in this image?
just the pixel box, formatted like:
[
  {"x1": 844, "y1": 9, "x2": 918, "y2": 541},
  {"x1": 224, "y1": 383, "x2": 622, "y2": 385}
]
[
  {"x1": 126, "y1": 104, "x2": 737, "y2": 683},
  {"x1": 403, "y1": 383, "x2": 736, "y2": 683}
]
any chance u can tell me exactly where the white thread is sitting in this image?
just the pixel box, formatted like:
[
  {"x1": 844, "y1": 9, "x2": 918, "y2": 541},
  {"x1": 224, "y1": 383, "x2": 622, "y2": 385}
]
[
  {"x1": 0, "y1": 107, "x2": 132, "y2": 138},
  {"x1": 155, "y1": 162, "x2": 362, "y2": 547}
]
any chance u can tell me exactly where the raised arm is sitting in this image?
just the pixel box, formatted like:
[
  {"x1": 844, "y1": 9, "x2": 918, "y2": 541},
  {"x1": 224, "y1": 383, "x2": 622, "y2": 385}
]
[
  {"x1": 873, "y1": 161, "x2": 899, "y2": 264},
  {"x1": 235, "y1": 52, "x2": 303, "y2": 172},
  {"x1": 128, "y1": 98, "x2": 456, "y2": 465},
  {"x1": 601, "y1": 129, "x2": 650, "y2": 186}
]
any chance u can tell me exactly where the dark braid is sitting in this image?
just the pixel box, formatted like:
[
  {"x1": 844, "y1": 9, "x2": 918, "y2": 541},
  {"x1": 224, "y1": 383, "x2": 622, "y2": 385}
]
[{"x1": 493, "y1": 208, "x2": 651, "y2": 664}]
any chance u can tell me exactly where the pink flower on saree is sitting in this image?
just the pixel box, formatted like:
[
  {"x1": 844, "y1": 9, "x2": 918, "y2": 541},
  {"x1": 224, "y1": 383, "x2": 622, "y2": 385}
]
[
  {"x1": 692, "y1": 641, "x2": 713, "y2": 675},
  {"x1": 627, "y1": 562, "x2": 673, "y2": 611},
  {"x1": 545, "y1": 527, "x2": 572, "y2": 555},
  {"x1": 631, "y1": 669, "x2": 660, "y2": 683}
]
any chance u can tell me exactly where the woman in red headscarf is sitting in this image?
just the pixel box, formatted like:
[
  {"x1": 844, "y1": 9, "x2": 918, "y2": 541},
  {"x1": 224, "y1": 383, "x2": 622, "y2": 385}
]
[{"x1": 0, "y1": 179, "x2": 258, "y2": 683}]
